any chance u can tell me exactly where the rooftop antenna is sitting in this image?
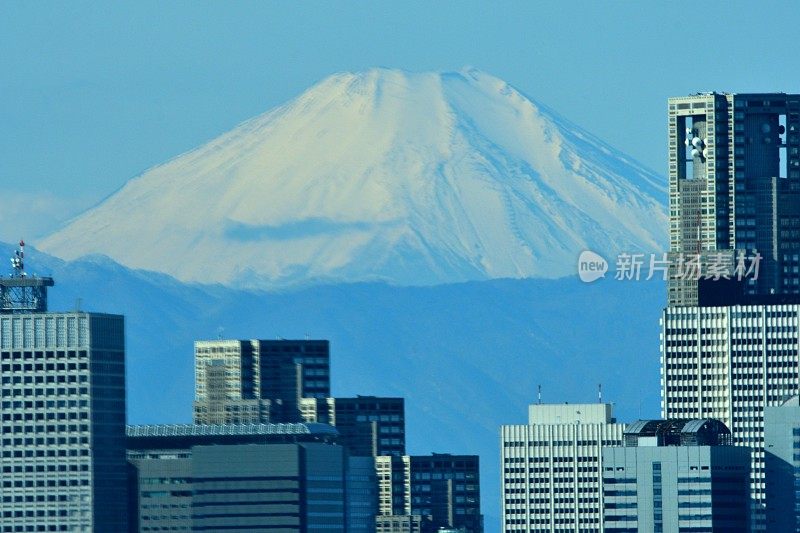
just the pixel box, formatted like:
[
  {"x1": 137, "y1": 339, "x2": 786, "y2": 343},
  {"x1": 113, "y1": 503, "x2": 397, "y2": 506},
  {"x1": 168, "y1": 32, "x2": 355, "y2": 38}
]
[
  {"x1": 1, "y1": 239, "x2": 54, "y2": 314},
  {"x1": 598, "y1": 383, "x2": 603, "y2": 403},
  {"x1": 216, "y1": 327, "x2": 224, "y2": 340},
  {"x1": 537, "y1": 384, "x2": 542, "y2": 405},
  {"x1": 11, "y1": 239, "x2": 25, "y2": 278}
]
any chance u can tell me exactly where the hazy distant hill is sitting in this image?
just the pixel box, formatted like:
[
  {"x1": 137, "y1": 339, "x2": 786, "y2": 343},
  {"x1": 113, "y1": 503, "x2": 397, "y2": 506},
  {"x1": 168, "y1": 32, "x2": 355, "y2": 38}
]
[{"x1": 3, "y1": 242, "x2": 664, "y2": 529}]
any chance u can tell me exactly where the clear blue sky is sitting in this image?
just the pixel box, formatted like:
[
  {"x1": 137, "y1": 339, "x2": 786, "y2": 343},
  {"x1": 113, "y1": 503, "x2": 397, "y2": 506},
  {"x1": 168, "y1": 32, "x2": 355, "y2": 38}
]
[{"x1": 2, "y1": 1, "x2": 799, "y2": 241}]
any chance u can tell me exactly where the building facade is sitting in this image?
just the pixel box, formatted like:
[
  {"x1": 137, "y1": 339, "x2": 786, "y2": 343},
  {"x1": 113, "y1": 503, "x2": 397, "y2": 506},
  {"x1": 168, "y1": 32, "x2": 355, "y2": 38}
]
[
  {"x1": 375, "y1": 454, "x2": 482, "y2": 533},
  {"x1": 602, "y1": 419, "x2": 750, "y2": 532},
  {"x1": 126, "y1": 422, "x2": 376, "y2": 532},
  {"x1": 0, "y1": 256, "x2": 128, "y2": 531},
  {"x1": 301, "y1": 395, "x2": 406, "y2": 457},
  {"x1": 500, "y1": 403, "x2": 625, "y2": 533},
  {"x1": 193, "y1": 339, "x2": 330, "y2": 424},
  {"x1": 764, "y1": 396, "x2": 800, "y2": 532},
  {"x1": 663, "y1": 91, "x2": 800, "y2": 530},
  {"x1": 661, "y1": 303, "x2": 800, "y2": 527},
  {"x1": 667, "y1": 92, "x2": 800, "y2": 306}
]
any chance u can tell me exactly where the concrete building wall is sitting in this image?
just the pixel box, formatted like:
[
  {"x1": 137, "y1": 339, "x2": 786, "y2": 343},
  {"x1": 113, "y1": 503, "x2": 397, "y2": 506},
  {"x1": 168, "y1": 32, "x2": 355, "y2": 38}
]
[
  {"x1": 376, "y1": 454, "x2": 482, "y2": 533},
  {"x1": 302, "y1": 396, "x2": 406, "y2": 457},
  {"x1": 129, "y1": 455, "x2": 192, "y2": 532},
  {"x1": 127, "y1": 435, "x2": 361, "y2": 532}
]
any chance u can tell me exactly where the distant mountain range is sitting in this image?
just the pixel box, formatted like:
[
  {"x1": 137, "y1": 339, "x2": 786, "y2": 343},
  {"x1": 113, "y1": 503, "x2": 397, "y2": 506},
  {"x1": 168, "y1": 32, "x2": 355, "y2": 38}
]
[
  {"x1": 3, "y1": 241, "x2": 664, "y2": 531},
  {"x1": 40, "y1": 68, "x2": 666, "y2": 289}
]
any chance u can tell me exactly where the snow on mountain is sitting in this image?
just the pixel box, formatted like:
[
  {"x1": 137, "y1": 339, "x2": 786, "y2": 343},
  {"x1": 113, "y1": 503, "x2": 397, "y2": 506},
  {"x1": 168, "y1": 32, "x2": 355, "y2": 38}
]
[{"x1": 41, "y1": 68, "x2": 666, "y2": 288}]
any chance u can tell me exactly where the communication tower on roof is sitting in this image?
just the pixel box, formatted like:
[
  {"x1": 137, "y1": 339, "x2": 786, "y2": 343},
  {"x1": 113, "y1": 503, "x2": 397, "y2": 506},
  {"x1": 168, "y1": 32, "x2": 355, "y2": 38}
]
[{"x1": 0, "y1": 240, "x2": 54, "y2": 314}]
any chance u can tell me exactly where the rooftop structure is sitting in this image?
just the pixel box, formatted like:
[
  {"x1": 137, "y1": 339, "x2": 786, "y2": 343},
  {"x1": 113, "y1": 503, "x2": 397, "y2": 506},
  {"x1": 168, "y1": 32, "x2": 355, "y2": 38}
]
[
  {"x1": 624, "y1": 418, "x2": 733, "y2": 447},
  {"x1": 0, "y1": 240, "x2": 54, "y2": 314}
]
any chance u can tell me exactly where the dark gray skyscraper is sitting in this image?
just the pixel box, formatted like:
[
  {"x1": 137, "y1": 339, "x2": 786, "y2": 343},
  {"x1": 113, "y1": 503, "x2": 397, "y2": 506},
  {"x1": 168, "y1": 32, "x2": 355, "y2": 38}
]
[
  {"x1": 0, "y1": 241, "x2": 128, "y2": 532},
  {"x1": 300, "y1": 395, "x2": 406, "y2": 457},
  {"x1": 193, "y1": 338, "x2": 330, "y2": 424},
  {"x1": 375, "y1": 453, "x2": 483, "y2": 533},
  {"x1": 764, "y1": 396, "x2": 800, "y2": 532},
  {"x1": 667, "y1": 93, "x2": 800, "y2": 306}
]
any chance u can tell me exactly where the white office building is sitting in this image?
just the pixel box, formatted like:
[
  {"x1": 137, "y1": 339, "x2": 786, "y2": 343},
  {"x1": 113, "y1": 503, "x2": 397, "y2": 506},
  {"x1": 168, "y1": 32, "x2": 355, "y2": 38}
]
[
  {"x1": 661, "y1": 303, "x2": 800, "y2": 530},
  {"x1": 501, "y1": 403, "x2": 625, "y2": 533}
]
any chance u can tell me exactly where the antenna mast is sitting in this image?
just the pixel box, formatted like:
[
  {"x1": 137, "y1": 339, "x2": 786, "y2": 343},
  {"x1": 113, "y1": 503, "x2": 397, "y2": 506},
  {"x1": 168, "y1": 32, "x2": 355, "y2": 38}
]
[{"x1": 0, "y1": 240, "x2": 54, "y2": 314}]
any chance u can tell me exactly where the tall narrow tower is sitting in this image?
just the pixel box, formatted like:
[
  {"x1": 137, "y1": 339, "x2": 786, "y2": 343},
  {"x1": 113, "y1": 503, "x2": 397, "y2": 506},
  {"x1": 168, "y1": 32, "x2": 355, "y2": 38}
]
[{"x1": 0, "y1": 241, "x2": 128, "y2": 531}]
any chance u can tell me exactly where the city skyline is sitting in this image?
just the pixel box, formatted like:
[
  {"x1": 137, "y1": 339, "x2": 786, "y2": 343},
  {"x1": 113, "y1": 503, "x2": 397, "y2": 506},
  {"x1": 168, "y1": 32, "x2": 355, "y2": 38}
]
[{"x1": 3, "y1": 4, "x2": 797, "y2": 532}]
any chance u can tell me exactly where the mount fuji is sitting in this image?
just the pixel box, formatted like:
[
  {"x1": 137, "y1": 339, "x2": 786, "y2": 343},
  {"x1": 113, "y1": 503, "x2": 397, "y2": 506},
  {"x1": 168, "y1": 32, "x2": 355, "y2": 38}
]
[{"x1": 41, "y1": 68, "x2": 666, "y2": 287}]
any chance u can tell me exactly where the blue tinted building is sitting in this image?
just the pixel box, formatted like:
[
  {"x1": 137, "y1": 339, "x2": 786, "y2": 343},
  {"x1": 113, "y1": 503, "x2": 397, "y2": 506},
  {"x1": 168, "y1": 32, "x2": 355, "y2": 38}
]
[
  {"x1": 603, "y1": 419, "x2": 750, "y2": 533},
  {"x1": 764, "y1": 396, "x2": 800, "y2": 532}
]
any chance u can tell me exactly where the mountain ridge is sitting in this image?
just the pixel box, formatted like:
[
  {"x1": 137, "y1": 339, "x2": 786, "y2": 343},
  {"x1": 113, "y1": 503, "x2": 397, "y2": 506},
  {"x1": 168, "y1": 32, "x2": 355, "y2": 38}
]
[{"x1": 41, "y1": 67, "x2": 667, "y2": 288}]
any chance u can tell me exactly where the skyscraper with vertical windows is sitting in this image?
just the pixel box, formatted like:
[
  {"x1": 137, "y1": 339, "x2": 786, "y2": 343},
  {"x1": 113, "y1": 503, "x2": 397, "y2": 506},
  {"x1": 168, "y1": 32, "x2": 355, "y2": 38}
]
[
  {"x1": 126, "y1": 422, "x2": 375, "y2": 532},
  {"x1": 193, "y1": 338, "x2": 329, "y2": 424},
  {"x1": 0, "y1": 241, "x2": 128, "y2": 532},
  {"x1": 500, "y1": 402, "x2": 625, "y2": 532},
  {"x1": 662, "y1": 93, "x2": 800, "y2": 530}
]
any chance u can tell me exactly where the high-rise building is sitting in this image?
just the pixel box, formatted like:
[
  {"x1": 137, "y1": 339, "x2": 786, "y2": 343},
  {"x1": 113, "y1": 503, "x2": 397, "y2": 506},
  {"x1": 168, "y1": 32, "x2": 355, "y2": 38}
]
[
  {"x1": 193, "y1": 338, "x2": 330, "y2": 424},
  {"x1": 0, "y1": 241, "x2": 128, "y2": 532},
  {"x1": 661, "y1": 297, "x2": 800, "y2": 528},
  {"x1": 500, "y1": 403, "x2": 625, "y2": 533},
  {"x1": 602, "y1": 418, "x2": 750, "y2": 532},
  {"x1": 663, "y1": 92, "x2": 800, "y2": 530},
  {"x1": 375, "y1": 514, "x2": 426, "y2": 533},
  {"x1": 764, "y1": 395, "x2": 800, "y2": 532},
  {"x1": 300, "y1": 395, "x2": 406, "y2": 457},
  {"x1": 126, "y1": 422, "x2": 376, "y2": 532},
  {"x1": 375, "y1": 454, "x2": 482, "y2": 533},
  {"x1": 667, "y1": 93, "x2": 800, "y2": 307}
]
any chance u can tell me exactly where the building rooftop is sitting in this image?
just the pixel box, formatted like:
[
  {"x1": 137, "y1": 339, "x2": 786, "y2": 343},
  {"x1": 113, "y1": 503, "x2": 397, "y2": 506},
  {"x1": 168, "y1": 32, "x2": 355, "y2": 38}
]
[
  {"x1": 528, "y1": 403, "x2": 615, "y2": 425},
  {"x1": 127, "y1": 422, "x2": 338, "y2": 438},
  {"x1": 624, "y1": 418, "x2": 732, "y2": 447}
]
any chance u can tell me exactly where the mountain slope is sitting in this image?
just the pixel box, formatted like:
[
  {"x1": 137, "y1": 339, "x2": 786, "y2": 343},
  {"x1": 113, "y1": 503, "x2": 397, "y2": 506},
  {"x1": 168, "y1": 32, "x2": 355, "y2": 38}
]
[{"x1": 41, "y1": 68, "x2": 666, "y2": 288}]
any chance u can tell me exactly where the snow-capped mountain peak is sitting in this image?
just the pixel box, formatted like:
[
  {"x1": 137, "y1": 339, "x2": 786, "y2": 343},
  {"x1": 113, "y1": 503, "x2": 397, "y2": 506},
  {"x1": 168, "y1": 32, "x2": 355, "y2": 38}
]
[{"x1": 41, "y1": 68, "x2": 666, "y2": 288}]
